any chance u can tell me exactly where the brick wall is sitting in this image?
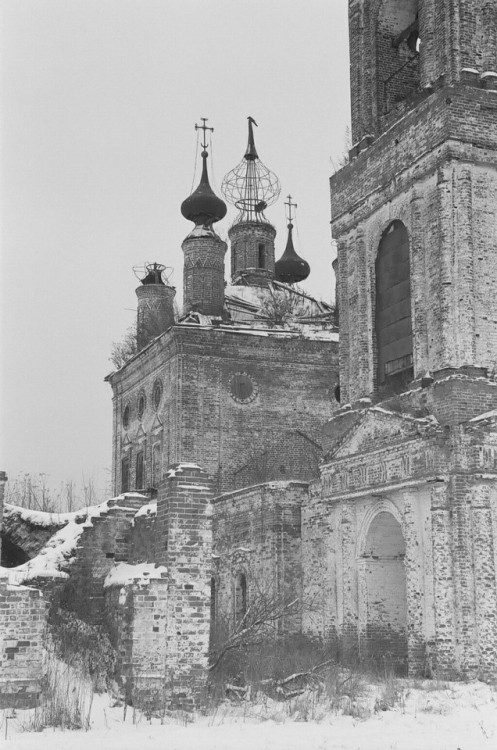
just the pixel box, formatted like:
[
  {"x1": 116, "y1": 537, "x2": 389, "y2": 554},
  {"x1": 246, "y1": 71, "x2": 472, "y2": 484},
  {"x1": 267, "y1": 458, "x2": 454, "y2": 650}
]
[
  {"x1": 331, "y1": 84, "x2": 497, "y2": 403},
  {"x1": 156, "y1": 464, "x2": 213, "y2": 707},
  {"x1": 0, "y1": 579, "x2": 46, "y2": 708},
  {"x1": 108, "y1": 326, "x2": 338, "y2": 495},
  {"x1": 348, "y1": 0, "x2": 497, "y2": 143},
  {"x1": 304, "y1": 410, "x2": 497, "y2": 677},
  {"x1": 182, "y1": 233, "x2": 227, "y2": 316},
  {"x1": 212, "y1": 481, "x2": 306, "y2": 636}
]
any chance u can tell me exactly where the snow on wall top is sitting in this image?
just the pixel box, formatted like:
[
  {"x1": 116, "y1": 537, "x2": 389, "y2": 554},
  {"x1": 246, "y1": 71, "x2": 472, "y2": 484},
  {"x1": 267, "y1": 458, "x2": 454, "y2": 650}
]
[
  {"x1": 1, "y1": 499, "x2": 112, "y2": 585},
  {"x1": 103, "y1": 562, "x2": 167, "y2": 588}
]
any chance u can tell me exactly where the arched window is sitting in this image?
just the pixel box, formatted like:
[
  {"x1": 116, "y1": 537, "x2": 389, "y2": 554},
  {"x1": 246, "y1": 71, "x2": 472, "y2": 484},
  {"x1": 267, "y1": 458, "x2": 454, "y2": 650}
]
[
  {"x1": 135, "y1": 450, "x2": 144, "y2": 489},
  {"x1": 377, "y1": 1, "x2": 420, "y2": 116},
  {"x1": 121, "y1": 453, "x2": 130, "y2": 493},
  {"x1": 258, "y1": 243, "x2": 266, "y2": 269},
  {"x1": 234, "y1": 572, "x2": 247, "y2": 623},
  {"x1": 375, "y1": 220, "x2": 413, "y2": 387}
]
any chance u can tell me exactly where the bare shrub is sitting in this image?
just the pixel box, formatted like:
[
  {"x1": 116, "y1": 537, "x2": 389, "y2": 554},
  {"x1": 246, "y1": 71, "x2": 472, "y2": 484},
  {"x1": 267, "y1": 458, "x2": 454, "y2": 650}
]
[
  {"x1": 110, "y1": 324, "x2": 138, "y2": 369},
  {"x1": 48, "y1": 601, "x2": 117, "y2": 692},
  {"x1": 257, "y1": 286, "x2": 311, "y2": 328}
]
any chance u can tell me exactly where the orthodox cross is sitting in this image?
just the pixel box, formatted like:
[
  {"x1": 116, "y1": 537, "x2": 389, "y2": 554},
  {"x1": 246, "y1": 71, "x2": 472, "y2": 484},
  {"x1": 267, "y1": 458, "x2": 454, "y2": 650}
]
[
  {"x1": 285, "y1": 194, "x2": 297, "y2": 224},
  {"x1": 195, "y1": 118, "x2": 214, "y2": 149}
]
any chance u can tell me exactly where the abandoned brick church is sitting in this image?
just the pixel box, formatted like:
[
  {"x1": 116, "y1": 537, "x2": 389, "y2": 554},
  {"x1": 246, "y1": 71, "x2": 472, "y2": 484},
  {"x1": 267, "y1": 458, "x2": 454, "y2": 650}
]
[{"x1": 2, "y1": 0, "x2": 497, "y2": 710}]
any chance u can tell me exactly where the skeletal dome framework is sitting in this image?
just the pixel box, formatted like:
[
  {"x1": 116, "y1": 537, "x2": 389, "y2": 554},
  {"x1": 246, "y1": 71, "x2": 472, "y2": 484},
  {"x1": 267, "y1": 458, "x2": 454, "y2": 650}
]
[{"x1": 221, "y1": 117, "x2": 281, "y2": 224}]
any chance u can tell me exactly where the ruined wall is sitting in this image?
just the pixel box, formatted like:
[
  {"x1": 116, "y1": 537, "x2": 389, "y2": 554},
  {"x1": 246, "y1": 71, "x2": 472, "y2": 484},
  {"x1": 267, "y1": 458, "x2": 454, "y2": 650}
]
[
  {"x1": 155, "y1": 463, "x2": 213, "y2": 707},
  {"x1": 212, "y1": 482, "x2": 306, "y2": 637},
  {"x1": 105, "y1": 576, "x2": 168, "y2": 711},
  {"x1": 0, "y1": 578, "x2": 46, "y2": 708}
]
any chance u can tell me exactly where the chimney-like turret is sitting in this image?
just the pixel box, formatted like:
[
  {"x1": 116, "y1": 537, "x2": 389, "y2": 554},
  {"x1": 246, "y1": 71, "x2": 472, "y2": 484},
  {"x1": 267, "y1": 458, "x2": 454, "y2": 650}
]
[{"x1": 136, "y1": 263, "x2": 176, "y2": 349}]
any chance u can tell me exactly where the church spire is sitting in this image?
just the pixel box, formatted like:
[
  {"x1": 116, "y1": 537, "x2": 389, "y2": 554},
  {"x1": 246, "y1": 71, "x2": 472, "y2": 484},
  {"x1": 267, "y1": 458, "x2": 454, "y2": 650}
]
[{"x1": 275, "y1": 195, "x2": 310, "y2": 285}]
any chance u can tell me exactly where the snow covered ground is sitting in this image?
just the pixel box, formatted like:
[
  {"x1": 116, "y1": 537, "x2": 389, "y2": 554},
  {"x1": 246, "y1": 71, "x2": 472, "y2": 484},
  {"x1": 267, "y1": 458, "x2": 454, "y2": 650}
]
[{"x1": 3, "y1": 680, "x2": 497, "y2": 750}]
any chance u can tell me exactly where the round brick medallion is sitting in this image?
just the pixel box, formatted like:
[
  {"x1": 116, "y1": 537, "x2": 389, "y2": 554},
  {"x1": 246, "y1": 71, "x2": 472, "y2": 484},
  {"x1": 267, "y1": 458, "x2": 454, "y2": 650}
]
[{"x1": 229, "y1": 372, "x2": 258, "y2": 404}]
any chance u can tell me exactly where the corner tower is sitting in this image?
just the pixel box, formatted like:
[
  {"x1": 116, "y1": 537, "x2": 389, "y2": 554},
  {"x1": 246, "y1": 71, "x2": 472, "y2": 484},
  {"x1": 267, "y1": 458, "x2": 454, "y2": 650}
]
[
  {"x1": 222, "y1": 118, "x2": 281, "y2": 287},
  {"x1": 181, "y1": 119, "x2": 227, "y2": 316},
  {"x1": 332, "y1": 0, "x2": 497, "y2": 411}
]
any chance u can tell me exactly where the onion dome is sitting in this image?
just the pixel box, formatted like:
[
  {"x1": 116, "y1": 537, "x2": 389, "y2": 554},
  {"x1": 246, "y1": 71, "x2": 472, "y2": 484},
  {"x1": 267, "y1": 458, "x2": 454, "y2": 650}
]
[
  {"x1": 275, "y1": 222, "x2": 310, "y2": 284},
  {"x1": 181, "y1": 150, "x2": 227, "y2": 226},
  {"x1": 181, "y1": 119, "x2": 227, "y2": 227}
]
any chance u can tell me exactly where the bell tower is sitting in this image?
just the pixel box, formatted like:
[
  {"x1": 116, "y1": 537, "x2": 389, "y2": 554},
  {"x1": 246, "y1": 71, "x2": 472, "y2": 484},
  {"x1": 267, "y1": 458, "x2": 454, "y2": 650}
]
[{"x1": 332, "y1": 0, "x2": 497, "y2": 416}]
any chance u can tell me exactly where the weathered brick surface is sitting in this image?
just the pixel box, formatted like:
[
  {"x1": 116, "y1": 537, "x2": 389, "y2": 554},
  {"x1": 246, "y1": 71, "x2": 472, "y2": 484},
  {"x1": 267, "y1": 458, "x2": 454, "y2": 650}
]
[
  {"x1": 182, "y1": 233, "x2": 227, "y2": 316},
  {"x1": 108, "y1": 326, "x2": 337, "y2": 496},
  {"x1": 0, "y1": 579, "x2": 46, "y2": 708},
  {"x1": 304, "y1": 407, "x2": 497, "y2": 677},
  {"x1": 331, "y1": 82, "x2": 497, "y2": 404},
  {"x1": 105, "y1": 577, "x2": 168, "y2": 710},
  {"x1": 212, "y1": 481, "x2": 306, "y2": 636},
  {"x1": 156, "y1": 464, "x2": 213, "y2": 708}
]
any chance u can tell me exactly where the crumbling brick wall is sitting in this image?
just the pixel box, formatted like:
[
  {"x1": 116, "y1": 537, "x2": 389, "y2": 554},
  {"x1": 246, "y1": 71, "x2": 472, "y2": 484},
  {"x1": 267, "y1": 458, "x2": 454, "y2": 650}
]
[
  {"x1": 212, "y1": 481, "x2": 307, "y2": 638},
  {"x1": 0, "y1": 578, "x2": 46, "y2": 708}
]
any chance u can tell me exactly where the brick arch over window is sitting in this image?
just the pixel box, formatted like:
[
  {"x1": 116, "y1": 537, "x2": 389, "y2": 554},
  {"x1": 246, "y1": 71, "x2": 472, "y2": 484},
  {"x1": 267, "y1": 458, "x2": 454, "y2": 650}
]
[
  {"x1": 375, "y1": 220, "x2": 413, "y2": 387},
  {"x1": 376, "y1": 0, "x2": 420, "y2": 118}
]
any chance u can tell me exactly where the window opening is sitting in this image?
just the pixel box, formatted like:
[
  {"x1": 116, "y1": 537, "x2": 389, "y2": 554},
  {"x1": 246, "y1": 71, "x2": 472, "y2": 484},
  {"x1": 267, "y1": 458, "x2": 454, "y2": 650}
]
[
  {"x1": 135, "y1": 451, "x2": 144, "y2": 489},
  {"x1": 121, "y1": 454, "x2": 130, "y2": 493},
  {"x1": 258, "y1": 243, "x2": 266, "y2": 269},
  {"x1": 234, "y1": 573, "x2": 247, "y2": 623}
]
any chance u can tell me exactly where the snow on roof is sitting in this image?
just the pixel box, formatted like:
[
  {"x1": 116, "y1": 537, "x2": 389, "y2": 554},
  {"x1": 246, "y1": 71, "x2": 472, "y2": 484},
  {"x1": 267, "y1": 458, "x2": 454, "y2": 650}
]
[{"x1": 103, "y1": 562, "x2": 167, "y2": 589}]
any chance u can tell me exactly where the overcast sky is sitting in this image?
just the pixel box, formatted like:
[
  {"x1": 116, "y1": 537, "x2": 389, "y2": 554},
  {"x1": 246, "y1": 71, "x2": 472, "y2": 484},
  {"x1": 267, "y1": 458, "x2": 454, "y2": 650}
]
[{"x1": 1, "y1": 0, "x2": 350, "y2": 499}]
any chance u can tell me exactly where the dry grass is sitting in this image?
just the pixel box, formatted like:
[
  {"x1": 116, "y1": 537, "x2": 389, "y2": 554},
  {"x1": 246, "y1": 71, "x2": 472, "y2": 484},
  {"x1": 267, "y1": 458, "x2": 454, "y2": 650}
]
[{"x1": 19, "y1": 642, "x2": 94, "y2": 732}]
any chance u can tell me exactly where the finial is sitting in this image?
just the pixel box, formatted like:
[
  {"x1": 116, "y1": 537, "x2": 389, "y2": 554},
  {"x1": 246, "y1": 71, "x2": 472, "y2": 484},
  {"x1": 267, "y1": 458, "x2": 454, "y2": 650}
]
[
  {"x1": 284, "y1": 195, "x2": 298, "y2": 226},
  {"x1": 245, "y1": 117, "x2": 259, "y2": 161},
  {"x1": 195, "y1": 117, "x2": 214, "y2": 158}
]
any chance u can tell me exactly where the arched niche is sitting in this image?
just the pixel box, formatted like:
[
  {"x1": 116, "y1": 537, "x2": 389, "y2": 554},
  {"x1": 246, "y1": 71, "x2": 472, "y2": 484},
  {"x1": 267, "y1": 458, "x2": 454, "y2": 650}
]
[
  {"x1": 359, "y1": 510, "x2": 408, "y2": 672},
  {"x1": 375, "y1": 220, "x2": 413, "y2": 390},
  {"x1": 376, "y1": 0, "x2": 420, "y2": 117}
]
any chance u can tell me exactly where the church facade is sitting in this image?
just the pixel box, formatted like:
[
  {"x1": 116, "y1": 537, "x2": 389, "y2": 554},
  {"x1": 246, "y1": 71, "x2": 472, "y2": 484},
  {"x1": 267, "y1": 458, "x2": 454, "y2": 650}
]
[{"x1": 2, "y1": 0, "x2": 497, "y2": 711}]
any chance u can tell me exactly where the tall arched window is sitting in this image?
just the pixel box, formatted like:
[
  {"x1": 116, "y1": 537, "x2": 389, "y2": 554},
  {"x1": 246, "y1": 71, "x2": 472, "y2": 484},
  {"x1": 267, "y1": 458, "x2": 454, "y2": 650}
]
[
  {"x1": 234, "y1": 572, "x2": 247, "y2": 623},
  {"x1": 258, "y1": 243, "x2": 266, "y2": 269},
  {"x1": 135, "y1": 450, "x2": 144, "y2": 489},
  {"x1": 377, "y1": 1, "x2": 420, "y2": 117},
  {"x1": 375, "y1": 220, "x2": 413, "y2": 387}
]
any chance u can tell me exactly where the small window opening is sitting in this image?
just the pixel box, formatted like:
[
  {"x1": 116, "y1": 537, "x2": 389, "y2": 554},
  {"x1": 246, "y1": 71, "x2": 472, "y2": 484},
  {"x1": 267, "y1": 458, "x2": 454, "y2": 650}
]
[
  {"x1": 234, "y1": 573, "x2": 247, "y2": 623},
  {"x1": 136, "y1": 451, "x2": 144, "y2": 489},
  {"x1": 258, "y1": 244, "x2": 266, "y2": 269},
  {"x1": 121, "y1": 454, "x2": 130, "y2": 493}
]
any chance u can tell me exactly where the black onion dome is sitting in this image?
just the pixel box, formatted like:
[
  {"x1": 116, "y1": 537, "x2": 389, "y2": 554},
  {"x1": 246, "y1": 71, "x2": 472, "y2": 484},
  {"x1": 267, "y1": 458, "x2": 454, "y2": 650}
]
[
  {"x1": 181, "y1": 151, "x2": 227, "y2": 226},
  {"x1": 274, "y1": 223, "x2": 310, "y2": 284}
]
